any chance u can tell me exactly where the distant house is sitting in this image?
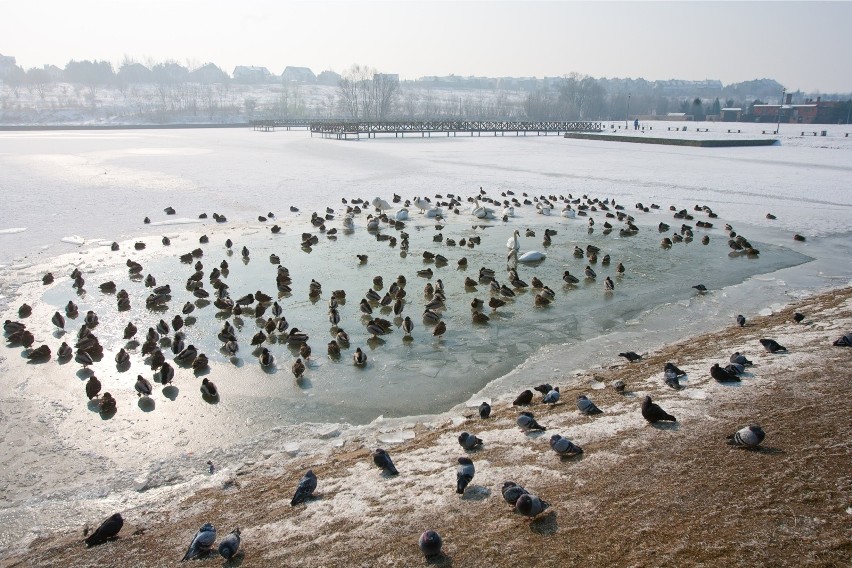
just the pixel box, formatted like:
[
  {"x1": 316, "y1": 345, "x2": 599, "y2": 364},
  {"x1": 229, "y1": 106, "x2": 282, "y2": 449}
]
[
  {"x1": 233, "y1": 66, "x2": 273, "y2": 84},
  {"x1": 281, "y1": 66, "x2": 316, "y2": 84},
  {"x1": 666, "y1": 112, "x2": 692, "y2": 121},
  {"x1": 0, "y1": 53, "x2": 18, "y2": 80},
  {"x1": 316, "y1": 70, "x2": 342, "y2": 86},
  {"x1": 117, "y1": 62, "x2": 153, "y2": 83},
  {"x1": 42, "y1": 64, "x2": 64, "y2": 81},
  {"x1": 190, "y1": 63, "x2": 228, "y2": 84},
  {"x1": 720, "y1": 107, "x2": 742, "y2": 122}
]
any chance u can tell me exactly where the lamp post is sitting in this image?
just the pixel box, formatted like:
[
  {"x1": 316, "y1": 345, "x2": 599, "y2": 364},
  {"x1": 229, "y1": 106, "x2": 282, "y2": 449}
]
[
  {"x1": 776, "y1": 88, "x2": 786, "y2": 134},
  {"x1": 625, "y1": 93, "x2": 631, "y2": 129}
]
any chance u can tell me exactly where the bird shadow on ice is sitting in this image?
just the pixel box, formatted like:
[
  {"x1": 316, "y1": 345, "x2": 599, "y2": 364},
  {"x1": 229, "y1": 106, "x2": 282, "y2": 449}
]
[
  {"x1": 224, "y1": 551, "x2": 246, "y2": 567},
  {"x1": 296, "y1": 376, "x2": 313, "y2": 390},
  {"x1": 650, "y1": 421, "x2": 680, "y2": 431},
  {"x1": 76, "y1": 368, "x2": 94, "y2": 380},
  {"x1": 523, "y1": 431, "x2": 548, "y2": 440},
  {"x1": 138, "y1": 397, "x2": 156, "y2": 412},
  {"x1": 162, "y1": 385, "x2": 179, "y2": 400},
  {"x1": 261, "y1": 365, "x2": 278, "y2": 376},
  {"x1": 51, "y1": 329, "x2": 66, "y2": 339},
  {"x1": 559, "y1": 453, "x2": 586, "y2": 464},
  {"x1": 461, "y1": 485, "x2": 490, "y2": 501},
  {"x1": 530, "y1": 511, "x2": 558, "y2": 536},
  {"x1": 86, "y1": 400, "x2": 101, "y2": 413}
]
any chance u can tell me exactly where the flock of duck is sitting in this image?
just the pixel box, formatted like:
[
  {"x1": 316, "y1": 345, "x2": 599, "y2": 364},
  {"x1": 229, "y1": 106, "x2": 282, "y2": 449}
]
[{"x1": 4, "y1": 186, "x2": 776, "y2": 415}]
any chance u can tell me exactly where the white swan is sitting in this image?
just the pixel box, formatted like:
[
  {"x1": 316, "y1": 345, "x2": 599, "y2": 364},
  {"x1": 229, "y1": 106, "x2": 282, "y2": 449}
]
[
  {"x1": 536, "y1": 202, "x2": 553, "y2": 215},
  {"x1": 394, "y1": 208, "x2": 409, "y2": 221},
  {"x1": 372, "y1": 197, "x2": 392, "y2": 211},
  {"x1": 366, "y1": 217, "x2": 380, "y2": 231},
  {"x1": 517, "y1": 250, "x2": 546, "y2": 263},
  {"x1": 424, "y1": 207, "x2": 443, "y2": 218},
  {"x1": 472, "y1": 200, "x2": 496, "y2": 220},
  {"x1": 507, "y1": 230, "x2": 545, "y2": 262},
  {"x1": 413, "y1": 196, "x2": 431, "y2": 214},
  {"x1": 561, "y1": 206, "x2": 576, "y2": 218},
  {"x1": 506, "y1": 229, "x2": 520, "y2": 253},
  {"x1": 503, "y1": 206, "x2": 515, "y2": 218}
]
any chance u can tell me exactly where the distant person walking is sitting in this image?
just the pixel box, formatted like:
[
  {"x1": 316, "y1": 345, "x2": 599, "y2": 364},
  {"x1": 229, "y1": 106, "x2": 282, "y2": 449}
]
[{"x1": 634, "y1": 118, "x2": 639, "y2": 130}]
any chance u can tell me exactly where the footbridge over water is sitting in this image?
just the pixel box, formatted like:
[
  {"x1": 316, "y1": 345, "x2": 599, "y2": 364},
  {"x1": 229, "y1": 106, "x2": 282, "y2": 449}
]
[{"x1": 251, "y1": 119, "x2": 602, "y2": 139}]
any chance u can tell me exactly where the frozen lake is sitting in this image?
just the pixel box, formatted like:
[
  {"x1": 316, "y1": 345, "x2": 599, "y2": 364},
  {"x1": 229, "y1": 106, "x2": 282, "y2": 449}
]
[{"x1": 1, "y1": 123, "x2": 851, "y2": 552}]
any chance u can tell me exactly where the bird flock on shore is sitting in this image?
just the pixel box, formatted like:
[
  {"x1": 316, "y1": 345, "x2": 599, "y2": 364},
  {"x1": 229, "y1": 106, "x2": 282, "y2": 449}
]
[{"x1": 4, "y1": 186, "x2": 846, "y2": 561}]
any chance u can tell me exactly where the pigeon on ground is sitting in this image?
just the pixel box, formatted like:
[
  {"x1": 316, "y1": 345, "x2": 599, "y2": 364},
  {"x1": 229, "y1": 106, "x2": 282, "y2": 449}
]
[
  {"x1": 533, "y1": 383, "x2": 553, "y2": 395},
  {"x1": 612, "y1": 379, "x2": 626, "y2": 393},
  {"x1": 730, "y1": 352, "x2": 753, "y2": 366},
  {"x1": 458, "y1": 431, "x2": 484, "y2": 450},
  {"x1": 290, "y1": 469, "x2": 318, "y2": 506},
  {"x1": 736, "y1": 314, "x2": 746, "y2": 327},
  {"x1": 832, "y1": 332, "x2": 852, "y2": 347},
  {"x1": 663, "y1": 364, "x2": 685, "y2": 390},
  {"x1": 711, "y1": 363, "x2": 741, "y2": 382},
  {"x1": 371, "y1": 448, "x2": 399, "y2": 476},
  {"x1": 693, "y1": 284, "x2": 708, "y2": 293},
  {"x1": 515, "y1": 493, "x2": 549, "y2": 519},
  {"x1": 726, "y1": 424, "x2": 766, "y2": 448},
  {"x1": 418, "y1": 530, "x2": 442, "y2": 559},
  {"x1": 641, "y1": 395, "x2": 676, "y2": 423},
  {"x1": 619, "y1": 351, "x2": 642, "y2": 362},
  {"x1": 516, "y1": 411, "x2": 546, "y2": 431},
  {"x1": 759, "y1": 338, "x2": 787, "y2": 353},
  {"x1": 218, "y1": 528, "x2": 241, "y2": 560},
  {"x1": 512, "y1": 389, "x2": 534, "y2": 405},
  {"x1": 576, "y1": 394, "x2": 602, "y2": 415},
  {"x1": 725, "y1": 362, "x2": 746, "y2": 375},
  {"x1": 793, "y1": 312, "x2": 805, "y2": 323},
  {"x1": 478, "y1": 401, "x2": 491, "y2": 418},
  {"x1": 542, "y1": 387, "x2": 561, "y2": 404},
  {"x1": 84, "y1": 513, "x2": 123, "y2": 547},
  {"x1": 501, "y1": 481, "x2": 529, "y2": 506},
  {"x1": 456, "y1": 457, "x2": 475, "y2": 494},
  {"x1": 181, "y1": 523, "x2": 216, "y2": 561},
  {"x1": 549, "y1": 434, "x2": 583, "y2": 457}
]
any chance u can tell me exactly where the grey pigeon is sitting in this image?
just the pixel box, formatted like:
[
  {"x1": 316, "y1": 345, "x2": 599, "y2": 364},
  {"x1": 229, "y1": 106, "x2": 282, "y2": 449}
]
[
  {"x1": 576, "y1": 394, "x2": 601, "y2": 415},
  {"x1": 478, "y1": 401, "x2": 491, "y2": 418},
  {"x1": 516, "y1": 411, "x2": 546, "y2": 431},
  {"x1": 730, "y1": 352, "x2": 753, "y2": 366},
  {"x1": 290, "y1": 469, "x2": 317, "y2": 506},
  {"x1": 84, "y1": 513, "x2": 123, "y2": 547},
  {"x1": 549, "y1": 434, "x2": 583, "y2": 457},
  {"x1": 418, "y1": 530, "x2": 442, "y2": 559},
  {"x1": 515, "y1": 493, "x2": 549, "y2": 519},
  {"x1": 501, "y1": 481, "x2": 529, "y2": 506},
  {"x1": 371, "y1": 448, "x2": 399, "y2": 476},
  {"x1": 218, "y1": 528, "x2": 241, "y2": 559},
  {"x1": 456, "y1": 456, "x2": 475, "y2": 494},
  {"x1": 663, "y1": 368, "x2": 684, "y2": 390},
  {"x1": 458, "y1": 431, "x2": 484, "y2": 450},
  {"x1": 759, "y1": 338, "x2": 787, "y2": 353},
  {"x1": 726, "y1": 425, "x2": 766, "y2": 448},
  {"x1": 181, "y1": 523, "x2": 216, "y2": 561},
  {"x1": 736, "y1": 314, "x2": 746, "y2": 327},
  {"x1": 711, "y1": 363, "x2": 740, "y2": 382},
  {"x1": 833, "y1": 332, "x2": 852, "y2": 347},
  {"x1": 641, "y1": 395, "x2": 676, "y2": 423},
  {"x1": 725, "y1": 362, "x2": 746, "y2": 375},
  {"x1": 543, "y1": 387, "x2": 560, "y2": 404},
  {"x1": 612, "y1": 379, "x2": 626, "y2": 393}
]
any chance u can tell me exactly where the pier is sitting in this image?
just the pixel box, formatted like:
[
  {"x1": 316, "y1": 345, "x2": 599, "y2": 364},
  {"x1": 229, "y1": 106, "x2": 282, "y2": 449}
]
[{"x1": 307, "y1": 120, "x2": 602, "y2": 140}]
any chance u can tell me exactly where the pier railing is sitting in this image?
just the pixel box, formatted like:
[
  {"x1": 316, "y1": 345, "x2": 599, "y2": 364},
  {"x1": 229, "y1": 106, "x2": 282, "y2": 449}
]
[{"x1": 308, "y1": 120, "x2": 603, "y2": 139}]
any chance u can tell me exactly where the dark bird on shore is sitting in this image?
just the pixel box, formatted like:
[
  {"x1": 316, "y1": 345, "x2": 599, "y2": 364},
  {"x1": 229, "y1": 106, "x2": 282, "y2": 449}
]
[
  {"x1": 85, "y1": 376, "x2": 102, "y2": 400},
  {"x1": 57, "y1": 342, "x2": 72, "y2": 361},
  {"x1": 515, "y1": 493, "x2": 549, "y2": 519},
  {"x1": 663, "y1": 362, "x2": 686, "y2": 389},
  {"x1": 292, "y1": 358, "x2": 306, "y2": 378},
  {"x1": 604, "y1": 276, "x2": 614, "y2": 291},
  {"x1": 200, "y1": 378, "x2": 218, "y2": 398},
  {"x1": 149, "y1": 349, "x2": 166, "y2": 371},
  {"x1": 181, "y1": 523, "x2": 216, "y2": 561},
  {"x1": 576, "y1": 394, "x2": 601, "y2": 415},
  {"x1": 259, "y1": 348, "x2": 274, "y2": 367},
  {"x1": 84, "y1": 513, "x2": 123, "y2": 547},
  {"x1": 488, "y1": 297, "x2": 506, "y2": 311},
  {"x1": 158, "y1": 361, "x2": 174, "y2": 384},
  {"x1": 513, "y1": 389, "x2": 534, "y2": 406},
  {"x1": 98, "y1": 392, "x2": 117, "y2": 414},
  {"x1": 15, "y1": 303, "x2": 31, "y2": 318},
  {"x1": 619, "y1": 351, "x2": 642, "y2": 363},
  {"x1": 175, "y1": 344, "x2": 198, "y2": 365},
  {"x1": 65, "y1": 301, "x2": 79, "y2": 318},
  {"x1": 114, "y1": 348, "x2": 130, "y2": 367},
  {"x1": 533, "y1": 384, "x2": 553, "y2": 396},
  {"x1": 641, "y1": 395, "x2": 676, "y2": 423},
  {"x1": 290, "y1": 469, "x2": 317, "y2": 506},
  {"x1": 736, "y1": 314, "x2": 746, "y2": 327},
  {"x1": 372, "y1": 448, "x2": 399, "y2": 475},
  {"x1": 432, "y1": 320, "x2": 447, "y2": 338},
  {"x1": 542, "y1": 387, "x2": 560, "y2": 404},
  {"x1": 135, "y1": 375, "x2": 153, "y2": 397},
  {"x1": 793, "y1": 312, "x2": 805, "y2": 323},
  {"x1": 730, "y1": 351, "x2": 753, "y2": 366},
  {"x1": 550, "y1": 433, "x2": 584, "y2": 457},
  {"x1": 693, "y1": 284, "x2": 708, "y2": 293},
  {"x1": 456, "y1": 456, "x2": 475, "y2": 494},
  {"x1": 192, "y1": 354, "x2": 209, "y2": 372},
  {"x1": 478, "y1": 401, "x2": 491, "y2": 419},
  {"x1": 51, "y1": 311, "x2": 65, "y2": 329},
  {"x1": 759, "y1": 338, "x2": 787, "y2": 353},
  {"x1": 562, "y1": 270, "x2": 579, "y2": 284},
  {"x1": 458, "y1": 431, "x2": 484, "y2": 450},
  {"x1": 516, "y1": 411, "x2": 546, "y2": 431},
  {"x1": 584, "y1": 266, "x2": 596, "y2": 279},
  {"x1": 27, "y1": 345, "x2": 52, "y2": 361},
  {"x1": 833, "y1": 332, "x2": 852, "y2": 347},
  {"x1": 501, "y1": 481, "x2": 529, "y2": 506},
  {"x1": 725, "y1": 362, "x2": 746, "y2": 376},
  {"x1": 727, "y1": 425, "x2": 766, "y2": 449},
  {"x1": 217, "y1": 528, "x2": 241, "y2": 560},
  {"x1": 612, "y1": 379, "x2": 626, "y2": 393},
  {"x1": 42, "y1": 272, "x2": 54, "y2": 285},
  {"x1": 353, "y1": 347, "x2": 367, "y2": 366},
  {"x1": 711, "y1": 363, "x2": 741, "y2": 382},
  {"x1": 85, "y1": 311, "x2": 99, "y2": 328},
  {"x1": 418, "y1": 530, "x2": 442, "y2": 559}
]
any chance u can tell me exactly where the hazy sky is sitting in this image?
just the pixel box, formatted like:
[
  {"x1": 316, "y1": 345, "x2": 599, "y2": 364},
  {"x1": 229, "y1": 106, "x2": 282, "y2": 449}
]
[{"x1": 3, "y1": 1, "x2": 851, "y2": 92}]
